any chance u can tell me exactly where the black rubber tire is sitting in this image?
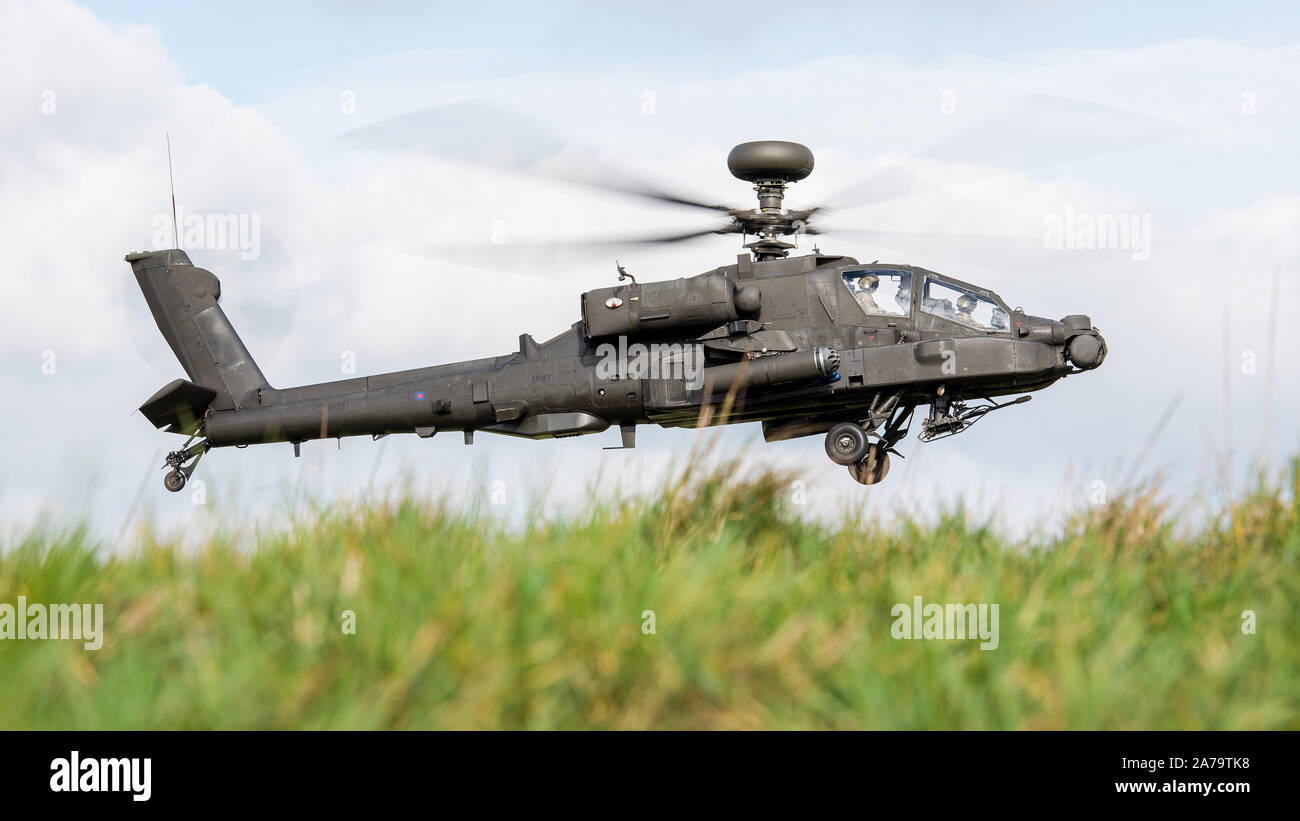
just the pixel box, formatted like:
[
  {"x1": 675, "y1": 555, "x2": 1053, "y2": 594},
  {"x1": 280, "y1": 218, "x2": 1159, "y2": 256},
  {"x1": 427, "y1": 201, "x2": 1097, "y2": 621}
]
[
  {"x1": 825, "y1": 422, "x2": 870, "y2": 466},
  {"x1": 848, "y1": 444, "x2": 891, "y2": 485},
  {"x1": 164, "y1": 470, "x2": 186, "y2": 493}
]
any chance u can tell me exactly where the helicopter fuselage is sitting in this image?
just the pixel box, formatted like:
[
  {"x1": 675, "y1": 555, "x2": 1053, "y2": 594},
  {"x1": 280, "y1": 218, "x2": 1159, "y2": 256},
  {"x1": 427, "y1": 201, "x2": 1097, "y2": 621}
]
[{"x1": 130, "y1": 247, "x2": 1105, "y2": 489}]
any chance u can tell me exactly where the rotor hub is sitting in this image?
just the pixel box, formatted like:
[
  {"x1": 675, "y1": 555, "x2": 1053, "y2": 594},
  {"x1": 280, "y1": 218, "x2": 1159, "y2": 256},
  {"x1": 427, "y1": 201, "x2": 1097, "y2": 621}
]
[{"x1": 726, "y1": 141, "x2": 816, "y2": 260}]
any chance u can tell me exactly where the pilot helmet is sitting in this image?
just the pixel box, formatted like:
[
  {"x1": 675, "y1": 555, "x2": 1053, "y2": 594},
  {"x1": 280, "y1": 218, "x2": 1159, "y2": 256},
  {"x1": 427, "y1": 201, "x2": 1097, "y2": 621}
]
[
  {"x1": 957, "y1": 294, "x2": 977, "y2": 312},
  {"x1": 858, "y1": 274, "x2": 879, "y2": 291}
]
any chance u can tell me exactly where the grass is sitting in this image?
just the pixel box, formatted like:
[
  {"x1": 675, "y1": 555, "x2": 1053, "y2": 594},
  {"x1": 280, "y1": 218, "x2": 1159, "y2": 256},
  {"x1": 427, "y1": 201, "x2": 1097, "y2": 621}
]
[{"x1": 1, "y1": 456, "x2": 1297, "y2": 730}]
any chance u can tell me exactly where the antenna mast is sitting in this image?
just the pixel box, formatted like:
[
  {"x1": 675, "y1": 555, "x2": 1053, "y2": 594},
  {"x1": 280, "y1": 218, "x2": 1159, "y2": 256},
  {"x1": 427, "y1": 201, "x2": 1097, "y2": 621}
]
[{"x1": 166, "y1": 132, "x2": 180, "y2": 250}]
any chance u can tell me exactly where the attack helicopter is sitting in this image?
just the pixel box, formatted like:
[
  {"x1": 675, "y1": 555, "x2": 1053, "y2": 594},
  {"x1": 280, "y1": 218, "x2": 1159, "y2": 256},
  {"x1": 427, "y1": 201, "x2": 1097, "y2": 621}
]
[{"x1": 129, "y1": 137, "x2": 1106, "y2": 491}]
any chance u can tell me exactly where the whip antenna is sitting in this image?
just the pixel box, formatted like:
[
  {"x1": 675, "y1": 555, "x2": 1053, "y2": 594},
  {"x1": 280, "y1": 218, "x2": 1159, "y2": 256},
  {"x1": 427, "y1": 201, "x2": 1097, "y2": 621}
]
[{"x1": 166, "y1": 132, "x2": 179, "y2": 250}]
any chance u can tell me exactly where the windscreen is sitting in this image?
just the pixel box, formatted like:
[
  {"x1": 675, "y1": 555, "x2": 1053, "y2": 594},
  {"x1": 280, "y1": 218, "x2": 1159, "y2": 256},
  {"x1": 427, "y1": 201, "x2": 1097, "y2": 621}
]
[
  {"x1": 921, "y1": 276, "x2": 1009, "y2": 330},
  {"x1": 842, "y1": 269, "x2": 913, "y2": 317}
]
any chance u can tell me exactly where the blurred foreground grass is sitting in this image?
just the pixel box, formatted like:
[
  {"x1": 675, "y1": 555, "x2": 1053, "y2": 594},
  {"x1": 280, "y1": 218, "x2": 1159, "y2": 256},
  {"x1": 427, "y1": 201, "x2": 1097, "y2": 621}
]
[{"x1": 1, "y1": 459, "x2": 1297, "y2": 729}]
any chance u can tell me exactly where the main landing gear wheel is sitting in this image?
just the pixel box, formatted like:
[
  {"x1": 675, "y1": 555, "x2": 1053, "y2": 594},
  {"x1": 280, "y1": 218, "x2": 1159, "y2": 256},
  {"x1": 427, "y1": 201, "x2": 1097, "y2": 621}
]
[
  {"x1": 848, "y1": 443, "x2": 890, "y2": 485},
  {"x1": 164, "y1": 470, "x2": 187, "y2": 493},
  {"x1": 825, "y1": 422, "x2": 870, "y2": 466}
]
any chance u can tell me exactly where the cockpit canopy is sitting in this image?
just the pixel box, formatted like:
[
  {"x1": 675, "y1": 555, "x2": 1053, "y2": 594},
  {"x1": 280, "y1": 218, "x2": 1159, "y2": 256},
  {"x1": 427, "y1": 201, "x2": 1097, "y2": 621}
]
[
  {"x1": 840, "y1": 267, "x2": 1010, "y2": 332},
  {"x1": 920, "y1": 276, "x2": 1009, "y2": 331},
  {"x1": 842, "y1": 268, "x2": 912, "y2": 318}
]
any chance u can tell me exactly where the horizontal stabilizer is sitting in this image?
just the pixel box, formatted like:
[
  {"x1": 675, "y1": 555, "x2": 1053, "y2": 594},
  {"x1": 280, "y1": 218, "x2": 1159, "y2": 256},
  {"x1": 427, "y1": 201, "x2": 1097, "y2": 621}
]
[{"x1": 140, "y1": 378, "x2": 218, "y2": 434}]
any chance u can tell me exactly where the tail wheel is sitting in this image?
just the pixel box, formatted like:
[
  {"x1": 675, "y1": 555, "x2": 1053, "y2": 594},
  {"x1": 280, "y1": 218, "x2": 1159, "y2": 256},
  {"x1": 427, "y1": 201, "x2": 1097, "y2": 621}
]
[
  {"x1": 848, "y1": 443, "x2": 890, "y2": 485},
  {"x1": 164, "y1": 470, "x2": 187, "y2": 493},
  {"x1": 825, "y1": 422, "x2": 870, "y2": 466}
]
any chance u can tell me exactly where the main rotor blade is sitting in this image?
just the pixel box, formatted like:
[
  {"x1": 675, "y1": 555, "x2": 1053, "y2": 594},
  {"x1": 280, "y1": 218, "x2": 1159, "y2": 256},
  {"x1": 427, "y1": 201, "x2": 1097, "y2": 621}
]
[
  {"x1": 815, "y1": 226, "x2": 1141, "y2": 275},
  {"x1": 818, "y1": 95, "x2": 1189, "y2": 213},
  {"x1": 406, "y1": 226, "x2": 735, "y2": 275},
  {"x1": 816, "y1": 227, "x2": 1037, "y2": 257},
  {"x1": 337, "y1": 101, "x2": 737, "y2": 214}
]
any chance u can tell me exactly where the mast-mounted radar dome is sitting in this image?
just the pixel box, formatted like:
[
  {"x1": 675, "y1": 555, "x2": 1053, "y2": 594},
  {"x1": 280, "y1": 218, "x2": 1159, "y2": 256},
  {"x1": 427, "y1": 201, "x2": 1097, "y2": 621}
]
[{"x1": 727, "y1": 141, "x2": 814, "y2": 183}]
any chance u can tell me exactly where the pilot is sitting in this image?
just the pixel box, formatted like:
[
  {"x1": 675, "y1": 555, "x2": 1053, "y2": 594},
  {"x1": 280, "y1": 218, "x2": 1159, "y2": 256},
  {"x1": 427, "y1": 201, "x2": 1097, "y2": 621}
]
[
  {"x1": 852, "y1": 273, "x2": 880, "y2": 312},
  {"x1": 955, "y1": 294, "x2": 978, "y2": 325}
]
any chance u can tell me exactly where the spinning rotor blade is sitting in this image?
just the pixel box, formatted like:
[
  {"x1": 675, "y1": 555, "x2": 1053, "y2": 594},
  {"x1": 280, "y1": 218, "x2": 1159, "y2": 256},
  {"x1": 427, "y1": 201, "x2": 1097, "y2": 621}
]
[
  {"x1": 405, "y1": 226, "x2": 736, "y2": 275},
  {"x1": 817, "y1": 95, "x2": 1188, "y2": 213},
  {"x1": 815, "y1": 226, "x2": 1037, "y2": 259},
  {"x1": 337, "y1": 101, "x2": 736, "y2": 214},
  {"x1": 815, "y1": 225, "x2": 1143, "y2": 275}
]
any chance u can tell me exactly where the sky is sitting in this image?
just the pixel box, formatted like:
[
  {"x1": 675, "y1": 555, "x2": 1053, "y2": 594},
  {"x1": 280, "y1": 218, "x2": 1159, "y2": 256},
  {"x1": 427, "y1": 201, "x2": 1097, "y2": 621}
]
[{"x1": 1, "y1": 0, "x2": 1297, "y2": 543}]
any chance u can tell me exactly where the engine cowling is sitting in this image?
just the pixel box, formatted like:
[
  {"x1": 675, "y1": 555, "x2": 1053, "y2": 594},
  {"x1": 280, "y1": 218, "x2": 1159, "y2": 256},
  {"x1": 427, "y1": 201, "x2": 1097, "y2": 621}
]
[{"x1": 582, "y1": 273, "x2": 760, "y2": 340}]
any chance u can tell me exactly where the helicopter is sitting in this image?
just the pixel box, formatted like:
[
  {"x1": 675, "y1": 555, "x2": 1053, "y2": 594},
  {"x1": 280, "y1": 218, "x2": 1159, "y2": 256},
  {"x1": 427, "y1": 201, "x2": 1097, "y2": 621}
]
[{"x1": 129, "y1": 138, "x2": 1106, "y2": 492}]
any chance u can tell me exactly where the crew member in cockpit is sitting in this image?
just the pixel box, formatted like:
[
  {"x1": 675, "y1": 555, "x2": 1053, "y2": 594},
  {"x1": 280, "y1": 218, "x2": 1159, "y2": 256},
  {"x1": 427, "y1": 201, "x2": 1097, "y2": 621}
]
[
  {"x1": 955, "y1": 294, "x2": 979, "y2": 325},
  {"x1": 852, "y1": 273, "x2": 880, "y2": 313}
]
